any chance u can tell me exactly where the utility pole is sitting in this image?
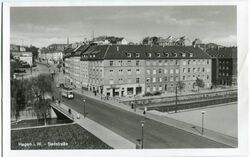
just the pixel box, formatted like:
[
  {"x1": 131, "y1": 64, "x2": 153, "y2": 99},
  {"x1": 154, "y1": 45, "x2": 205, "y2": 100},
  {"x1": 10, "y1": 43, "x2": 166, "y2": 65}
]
[
  {"x1": 141, "y1": 121, "x2": 145, "y2": 149},
  {"x1": 201, "y1": 111, "x2": 206, "y2": 135},
  {"x1": 134, "y1": 95, "x2": 137, "y2": 112}
]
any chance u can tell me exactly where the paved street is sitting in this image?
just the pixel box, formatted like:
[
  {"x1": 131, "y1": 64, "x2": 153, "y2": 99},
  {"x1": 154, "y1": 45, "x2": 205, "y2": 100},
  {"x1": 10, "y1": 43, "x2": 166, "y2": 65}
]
[{"x1": 60, "y1": 92, "x2": 229, "y2": 148}]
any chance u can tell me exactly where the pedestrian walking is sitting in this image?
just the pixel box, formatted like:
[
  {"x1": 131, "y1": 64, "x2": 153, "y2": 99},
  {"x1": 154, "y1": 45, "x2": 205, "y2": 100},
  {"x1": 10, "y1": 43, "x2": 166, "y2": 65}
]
[{"x1": 143, "y1": 107, "x2": 147, "y2": 115}]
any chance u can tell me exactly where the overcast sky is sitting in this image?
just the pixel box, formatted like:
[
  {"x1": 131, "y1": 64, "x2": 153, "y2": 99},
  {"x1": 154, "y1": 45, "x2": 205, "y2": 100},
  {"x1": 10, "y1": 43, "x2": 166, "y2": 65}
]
[{"x1": 10, "y1": 6, "x2": 236, "y2": 48}]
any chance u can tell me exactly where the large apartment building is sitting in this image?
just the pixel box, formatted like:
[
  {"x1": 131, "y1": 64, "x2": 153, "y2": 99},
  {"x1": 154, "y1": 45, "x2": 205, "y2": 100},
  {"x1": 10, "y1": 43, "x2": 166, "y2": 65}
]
[
  {"x1": 143, "y1": 46, "x2": 211, "y2": 93},
  {"x1": 64, "y1": 45, "x2": 89, "y2": 87},
  {"x1": 64, "y1": 45, "x2": 212, "y2": 97},
  {"x1": 206, "y1": 47, "x2": 237, "y2": 86}
]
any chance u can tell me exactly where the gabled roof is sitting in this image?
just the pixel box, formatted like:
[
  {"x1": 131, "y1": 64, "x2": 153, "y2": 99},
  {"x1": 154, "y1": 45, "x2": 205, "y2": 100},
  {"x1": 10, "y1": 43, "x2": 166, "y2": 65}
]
[{"x1": 81, "y1": 45, "x2": 211, "y2": 61}]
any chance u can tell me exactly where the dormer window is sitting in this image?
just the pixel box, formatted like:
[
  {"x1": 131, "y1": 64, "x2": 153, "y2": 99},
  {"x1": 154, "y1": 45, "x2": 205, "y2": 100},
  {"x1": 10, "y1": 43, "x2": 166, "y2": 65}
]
[
  {"x1": 189, "y1": 53, "x2": 193, "y2": 57},
  {"x1": 173, "y1": 53, "x2": 177, "y2": 57},
  {"x1": 164, "y1": 53, "x2": 169, "y2": 57},
  {"x1": 135, "y1": 53, "x2": 140, "y2": 58},
  {"x1": 182, "y1": 53, "x2": 186, "y2": 57},
  {"x1": 146, "y1": 52, "x2": 152, "y2": 57},
  {"x1": 93, "y1": 54, "x2": 95, "y2": 58},
  {"x1": 156, "y1": 53, "x2": 160, "y2": 57},
  {"x1": 126, "y1": 53, "x2": 131, "y2": 57}
]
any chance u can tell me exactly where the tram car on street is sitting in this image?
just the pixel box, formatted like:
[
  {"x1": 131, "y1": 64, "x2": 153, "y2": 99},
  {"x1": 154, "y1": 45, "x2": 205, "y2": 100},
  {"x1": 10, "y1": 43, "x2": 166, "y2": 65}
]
[{"x1": 61, "y1": 87, "x2": 74, "y2": 99}]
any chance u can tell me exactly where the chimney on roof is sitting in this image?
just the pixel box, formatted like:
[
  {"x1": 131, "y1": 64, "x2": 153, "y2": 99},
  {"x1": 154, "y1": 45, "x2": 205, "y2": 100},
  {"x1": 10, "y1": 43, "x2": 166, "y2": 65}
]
[{"x1": 117, "y1": 46, "x2": 119, "y2": 52}]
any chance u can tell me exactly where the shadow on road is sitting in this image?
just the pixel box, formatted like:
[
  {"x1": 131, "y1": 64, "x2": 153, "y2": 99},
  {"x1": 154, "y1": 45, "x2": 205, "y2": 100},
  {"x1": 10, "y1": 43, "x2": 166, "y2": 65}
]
[{"x1": 191, "y1": 126, "x2": 202, "y2": 135}]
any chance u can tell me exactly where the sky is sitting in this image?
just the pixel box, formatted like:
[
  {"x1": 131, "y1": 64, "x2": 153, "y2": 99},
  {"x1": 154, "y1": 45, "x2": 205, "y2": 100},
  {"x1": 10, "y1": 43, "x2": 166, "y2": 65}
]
[{"x1": 10, "y1": 6, "x2": 237, "y2": 48}]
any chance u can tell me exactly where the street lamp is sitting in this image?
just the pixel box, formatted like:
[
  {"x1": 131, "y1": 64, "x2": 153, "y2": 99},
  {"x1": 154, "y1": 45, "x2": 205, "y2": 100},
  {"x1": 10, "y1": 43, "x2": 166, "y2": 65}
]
[
  {"x1": 134, "y1": 95, "x2": 137, "y2": 112},
  {"x1": 83, "y1": 98, "x2": 86, "y2": 118},
  {"x1": 175, "y1": 85, "x2": 178, "y2": 113},
  {"x1": 201, "y1": 111, "x2": 206, "y2": 135},
  {"x1": 141, "y1": 120, "x2": 145, "y2": 149}
]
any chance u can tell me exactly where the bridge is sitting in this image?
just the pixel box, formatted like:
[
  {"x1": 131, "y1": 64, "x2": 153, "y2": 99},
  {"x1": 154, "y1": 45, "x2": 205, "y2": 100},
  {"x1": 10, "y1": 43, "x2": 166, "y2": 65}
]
[{"x1": 50, "y1": 103, "x2": 74, "y2": 121}]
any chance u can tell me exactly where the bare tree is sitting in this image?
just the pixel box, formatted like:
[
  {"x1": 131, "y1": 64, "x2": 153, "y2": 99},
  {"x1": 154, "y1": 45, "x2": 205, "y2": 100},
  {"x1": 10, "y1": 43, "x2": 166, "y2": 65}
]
[
  {"x1": 195, "y1": 77, "x2": 205, "y2": 92},
  {"x1": 177, "y1": 81, "x2": 185, "y2": 94}
]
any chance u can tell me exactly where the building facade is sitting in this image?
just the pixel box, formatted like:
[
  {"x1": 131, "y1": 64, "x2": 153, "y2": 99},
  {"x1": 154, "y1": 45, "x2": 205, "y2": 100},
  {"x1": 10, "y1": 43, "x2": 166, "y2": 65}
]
[
  {"x1": 206, "y1": 47, "x2": 237, "y2": 86},
  {"x1": 64, "y1": 45, "x2": 212, "y2": 97},
  {"x1": 11, "y1": 51, "x2": 33, "y2": 66},
  {"x1": 144, "y1": 46, "x2": 212, "y2": 93},
  {"x1": 102, "y1": 59, "x2": 145, "y2": 97}
]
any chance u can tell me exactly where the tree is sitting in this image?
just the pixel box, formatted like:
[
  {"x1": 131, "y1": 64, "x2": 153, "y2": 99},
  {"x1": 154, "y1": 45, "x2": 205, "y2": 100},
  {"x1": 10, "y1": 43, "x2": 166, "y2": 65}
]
[
  {"x1": 195, "y1": 77, "x2": 205, "y2": 92},
  {"x1": 10, "y1": 73, "x2": 53, "y2": 123},
  {"x1": 36, "y1": 74, "x2": 53, "y2": 99},
  {"x1": 177, "y1": 81, "x2": 185, "y2": 94},
  {"x1": 11, "y1": 79, "x2": 26, "y2": 120},
  {"x1": 34, "y1": 97, "x2": 51, "y2": 125},
  {"x1": 142, "y1": 37, "x2": 150, "y2": 45},
  {"x1": 26, "y1": 46, "x2": 39, "y2": 63},
  {"x1": 151, "y1": 36, "x2": 159, "y2": 45}
]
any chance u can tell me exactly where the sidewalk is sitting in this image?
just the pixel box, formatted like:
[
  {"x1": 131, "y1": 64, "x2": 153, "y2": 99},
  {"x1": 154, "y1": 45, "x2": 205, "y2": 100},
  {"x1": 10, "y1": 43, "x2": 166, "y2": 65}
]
[
  {"x1": 59, "y1": 102, "x2": 135, "y2": 149},
  {"x1": 74, "y1": 89, "x2": 237, "y2": 148}
]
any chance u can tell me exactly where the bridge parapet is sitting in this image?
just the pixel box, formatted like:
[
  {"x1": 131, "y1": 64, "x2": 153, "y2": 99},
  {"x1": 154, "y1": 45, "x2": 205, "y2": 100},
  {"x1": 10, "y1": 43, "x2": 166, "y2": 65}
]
[{"x1": 50, "y1": 103, "x2": 74, "y2": 121}]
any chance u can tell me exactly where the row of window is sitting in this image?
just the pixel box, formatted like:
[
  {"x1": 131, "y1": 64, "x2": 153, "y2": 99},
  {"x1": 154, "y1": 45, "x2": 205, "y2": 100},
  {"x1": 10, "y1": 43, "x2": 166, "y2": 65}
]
[
  {"x1": 146, "y1": 69, "x2": 179, "y2": 75},
  {"x1": 182, "y1": 67, "x2": 209, "y2": 73},
  {"x1": 109, "y1": 60, "x2": 140, "y2": 66},
  {"x1": 108, "y1": 59, "x2": 210, "y2": 67},
  {"x1": 146, "y1": 59, "x2": 210, "y2": 66},
  {"x1": 146, "y1": 75, "x2": 210, "y2": 83},
  {"x1": 146, "y1": 67, "x2": 209, "y2": 75},
  {"x1": 125, "y1": 52, "x2": 194, "y2": 58},
  {"x1": 89, "y1": 78, "x2": 103, "y2": 84},
  {"x1": 67, "y1": 59, "x2": 210, "y2": 68},
  {"x1": 219, "y1": 60, "x2": 231, "y2": 64},
  {"x1": 219, "y1": 73, "x2": 230, "y2": 76},
  {"x1": 109, "y1": 78, "x2": 140, "y2": 84},
  {"x1": 146, "y1": 82, "x2": 198, "y2": 92},
  {"x1": 110, "y1": 69, "x2": 141, "y2": 75},
  {"x1": 219, "y1": 66, "x2": 230, "y2": 70}
]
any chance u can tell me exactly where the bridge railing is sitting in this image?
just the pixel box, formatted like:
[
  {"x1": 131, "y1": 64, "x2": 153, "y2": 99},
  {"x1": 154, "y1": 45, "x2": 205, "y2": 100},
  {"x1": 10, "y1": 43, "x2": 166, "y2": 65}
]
[
  {"x1": 148, "y1": 96, "x2": 237, "y2": 112},
  {"x1": 124, "y1": 89, "x2": 237, "y2": 107},
  {"x1": 50, "y1": 103, "x2": 74, "y2": 120}
]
